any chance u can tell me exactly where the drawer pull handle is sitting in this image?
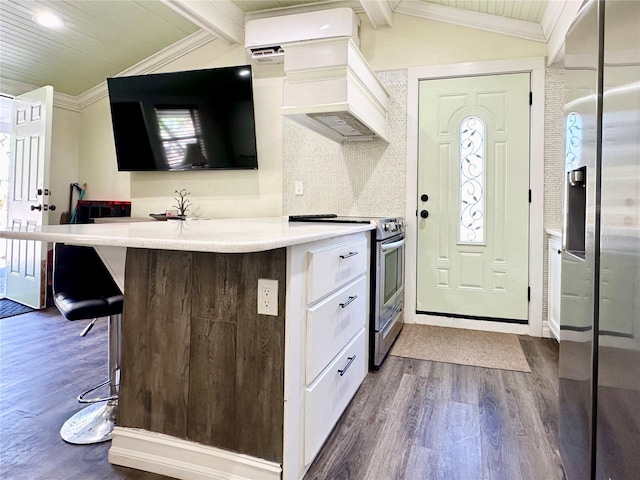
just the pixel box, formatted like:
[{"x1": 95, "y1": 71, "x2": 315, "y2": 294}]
[
  {"x1": 340, "y1": 295, "x2": 358, "y2": 308},
  {"x1": 340, "y1": 251, "x2": 358, "y2": 259},
  {"x1": 338, "y1": 355, "x2": 357, "y2": 376}
]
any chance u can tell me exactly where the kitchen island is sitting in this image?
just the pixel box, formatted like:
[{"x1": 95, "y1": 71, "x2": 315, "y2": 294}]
[{"x1": 0, "y1": 217, "x2": 374, "y2": 480}]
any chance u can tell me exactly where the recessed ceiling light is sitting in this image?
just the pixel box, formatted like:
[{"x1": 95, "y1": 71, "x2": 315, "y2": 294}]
[{"x1": 32, "y1": 10, "x2": 64, "y2": 29}]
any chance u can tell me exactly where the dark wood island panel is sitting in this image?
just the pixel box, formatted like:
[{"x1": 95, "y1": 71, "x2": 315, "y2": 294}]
[{"x1": 118, "y1": 248, "x2": 287, "y2": 463}]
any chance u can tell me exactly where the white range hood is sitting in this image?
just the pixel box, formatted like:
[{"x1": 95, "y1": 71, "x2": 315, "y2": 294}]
[
  {"x1": 245, "y1": 8, "x2": 389, "y2": 144},
  {"x1": 281, "y1": 37, "x2": 389, "y2": 143}
]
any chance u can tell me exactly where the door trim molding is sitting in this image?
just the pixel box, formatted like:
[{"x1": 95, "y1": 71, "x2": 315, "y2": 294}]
[{"x1": 405, "y1": 56, "x2": 546, "y2": 337}]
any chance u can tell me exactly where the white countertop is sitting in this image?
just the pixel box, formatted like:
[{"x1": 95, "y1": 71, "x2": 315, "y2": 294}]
[{"x1": 0, "y1": 217, "x2": 374, "y2": 253}]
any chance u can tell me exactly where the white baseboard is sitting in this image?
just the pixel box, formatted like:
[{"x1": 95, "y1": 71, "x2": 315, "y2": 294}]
[
  {"x1": 414, "y1": 314, "x2": 529, "y2": 335},
  {"x1": 542, "y1": 320, "x2": 551, "y2": 339},
  {"x1": 109, "y1": 427, "x2": 282, "y2": 480},
  {"x1": 547, "y1": 319, "x2": 560, "y2": 341}
]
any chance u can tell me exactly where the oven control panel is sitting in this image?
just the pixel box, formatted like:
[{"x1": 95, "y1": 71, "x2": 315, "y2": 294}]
[{"x1": 377, "y1": 217, "x2": 405, "y2": 239}]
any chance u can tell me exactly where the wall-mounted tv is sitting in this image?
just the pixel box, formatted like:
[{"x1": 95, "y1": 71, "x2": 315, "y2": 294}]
[{"x1": 107, "y1": 65, "x2": 258, "y2": 171}]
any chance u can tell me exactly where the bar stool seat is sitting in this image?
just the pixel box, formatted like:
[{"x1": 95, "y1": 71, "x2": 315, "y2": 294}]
[
  {"x1": 53, "y1": 243, "x2": 123, "y2": 445},
  {"x1": 54, "y1": 293, "x2": 123, "y2": 321}
]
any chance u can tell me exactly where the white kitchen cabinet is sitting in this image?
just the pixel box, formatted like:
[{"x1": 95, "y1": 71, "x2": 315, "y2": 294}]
[
  {"x1": 307, "y1": 237, "x2": 368, "y2": 303},
  {"x1": 304, "y1": 328, "x2": 366, "y2": 464},
  {"x1": 547, "y1": 230, "x2": 562, "y2": 341},
  {"x1": 284, "y1": 231, "x2": 370, "y2": 480},
  {"x1": 303, "y1": 236, "x2": 368, "y2": 464},
  {"x1": 306, "y1": 275, "x2": 367, "y2": 384}
]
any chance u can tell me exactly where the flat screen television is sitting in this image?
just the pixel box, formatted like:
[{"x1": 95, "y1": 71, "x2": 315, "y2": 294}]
[{"x1": 107, "y1": 66, "x2": 259, "y2": 171}]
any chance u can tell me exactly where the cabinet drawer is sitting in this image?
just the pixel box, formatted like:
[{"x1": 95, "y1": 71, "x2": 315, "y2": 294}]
[
  {"x1": 308, "y1": 238, "x2": 368, "y2": 303},
  {"x1": 306, "y1": 276, "x2": 367, "y2": 384},
  {"x1": 304, "y1": 329, "x2": 366, "y2": 466}
]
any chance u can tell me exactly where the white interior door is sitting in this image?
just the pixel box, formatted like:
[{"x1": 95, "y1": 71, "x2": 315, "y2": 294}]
[
  {"x1": 6, "y1": 86, "x2": 54, "y2": 308},
  {"x1": 416, "y1": 73, "x2": 530, "y2": 321}
]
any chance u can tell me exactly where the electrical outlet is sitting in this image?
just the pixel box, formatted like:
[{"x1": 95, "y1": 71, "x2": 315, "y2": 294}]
[
  {"x1": 294, "y1": 180, "x2": 304, "y2": 196},
  {"x1": 257, "y1": 278, "x2": 278, "y2": 316}
]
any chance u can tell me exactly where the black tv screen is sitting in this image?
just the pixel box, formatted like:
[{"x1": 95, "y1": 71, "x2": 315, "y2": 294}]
[{"x1": 107, "y1": 66, "x2": 258, "y2": 171}]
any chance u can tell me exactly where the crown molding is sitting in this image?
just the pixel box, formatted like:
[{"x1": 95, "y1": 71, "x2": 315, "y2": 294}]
[
  {"x1": 395, "y1": 0, "x2": 545, "y2": 43},
  {"x1": 0, "y1": 77, "x2": 80, "y2": 111},
  {"x1": 0, "y1": 78, "x2": 39, "y2": 97},
  {"x1": 53, "y1": 92, "x2": 82, "y2": 112},
  {"x1": 244, "y1": 1, "x2": 362, "y2": 22},
  {"x1": 76, "y1": 30, "x2": 216, "y2": 109}
]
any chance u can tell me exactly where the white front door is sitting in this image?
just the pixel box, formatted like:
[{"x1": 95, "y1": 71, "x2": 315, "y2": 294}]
[
  {"x1": 416, "y1": 73, "x2": 530, "y2": 321},
  {"x1": 5, "y1": 86, "x2": 54, "y2": 308}
]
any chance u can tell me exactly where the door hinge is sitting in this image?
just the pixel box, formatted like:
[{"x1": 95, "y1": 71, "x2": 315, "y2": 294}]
[
  {"x1": 528, "y1": 286, "x2": 531, "y2": 302},
  {"x1": 529, "y1": 189, "x2": 532, "y2": 203},
  {"x1": 529, "y1": 92, "x2": 533, "y2": 105}
]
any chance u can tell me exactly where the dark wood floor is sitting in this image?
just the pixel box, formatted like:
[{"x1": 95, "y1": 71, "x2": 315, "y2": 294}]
[
  {"x1": 0, "y1": 308, "x2": 563, "y2": 480},
  {"x1": 304, "y1": 335, "x2": 563, "y2": 480}
]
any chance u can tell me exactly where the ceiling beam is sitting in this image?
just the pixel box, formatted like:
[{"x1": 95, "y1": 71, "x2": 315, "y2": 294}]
[
  {"x1": 542, "y1": 0, "x2": 583, "y2": 65},
  {"x1": 395, "y1": 0, "x2": 545, "y2": 43},
  {"x1": 244, "y1": 1, "x2": 362, "y2": 22},
  {"x1": 161, "y1": 0, "x2": 245, "y2": 45},
  {"x1": 358, "y1": 0, "x2": 393, "y2": 28}
]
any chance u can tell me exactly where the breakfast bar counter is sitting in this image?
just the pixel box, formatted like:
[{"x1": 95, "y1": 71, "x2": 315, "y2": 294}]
[
  {"x1": 0, "y1": 216, "x2": 373, "y2": 253},
  {"x1": 0, "y1": 217, "x2": 374, "y2": 480}
]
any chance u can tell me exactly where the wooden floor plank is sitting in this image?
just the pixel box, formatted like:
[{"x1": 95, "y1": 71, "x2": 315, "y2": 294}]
[
  {"x1": 0, "y1": 309, "x2": 170, "y2": 480},
  {"x1": 477, "y1": 367, "x2": 525, "y2": 480},
  {"x1": 1, "y1": 309, "x2": 563, "y2": 480},
  {"x1": 363, "y1": 371, "x2": 432, "y2": 480},
  {"x1": 439, "y1": 401, "x2": 482, "y2": 480},
  {"x1": 518, "y1": 335, "x2": 561, "y2": 450}
]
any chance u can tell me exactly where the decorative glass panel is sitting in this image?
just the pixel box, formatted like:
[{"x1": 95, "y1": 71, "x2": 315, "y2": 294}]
[
  {"x1": 565, "y1": 112, "x2": 583, "y2": 169},
  {"x1": 459, "y1": 116, "x2": 485, "y2": 243}
]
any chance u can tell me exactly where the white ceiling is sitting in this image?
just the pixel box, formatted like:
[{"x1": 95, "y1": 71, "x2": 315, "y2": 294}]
[
  {"x1": 0, "y1": 0, "x2": 200, "y2": 96},
  {"x1": 0, "y1": 0, "x2": 577, "y2": 99}
]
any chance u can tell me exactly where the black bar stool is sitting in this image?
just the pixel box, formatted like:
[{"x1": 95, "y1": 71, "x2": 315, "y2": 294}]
[{"x1": 52, "y1": 243, "x2": 123, "y2": 444}]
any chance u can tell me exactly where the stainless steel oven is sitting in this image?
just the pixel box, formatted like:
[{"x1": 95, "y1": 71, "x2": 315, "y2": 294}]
[{"x1": 372, "y1": 219, "x2": 405, "y2": 368}]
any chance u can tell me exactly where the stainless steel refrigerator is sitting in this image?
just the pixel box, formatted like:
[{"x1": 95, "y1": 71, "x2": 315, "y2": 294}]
[{"x1": 559, "y1": 0, "x2": 640, "y2": 478}]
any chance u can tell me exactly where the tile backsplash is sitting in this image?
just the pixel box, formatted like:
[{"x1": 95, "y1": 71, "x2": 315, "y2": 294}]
[{"x1": 283, "y1": 69, "x2": 408, "y2": 217}]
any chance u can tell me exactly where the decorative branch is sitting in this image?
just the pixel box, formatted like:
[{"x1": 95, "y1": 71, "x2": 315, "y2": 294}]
[{"x1": 173, "y1": 189, "x2": 192, "y2": 217}]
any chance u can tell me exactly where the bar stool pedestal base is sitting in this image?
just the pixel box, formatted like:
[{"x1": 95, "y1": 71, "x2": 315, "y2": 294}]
[{"x1": 60, "y1": 400, "x2": 117, "y2": 444}]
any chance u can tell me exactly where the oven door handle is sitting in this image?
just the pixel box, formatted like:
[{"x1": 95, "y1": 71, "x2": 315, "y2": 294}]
[{"x1": 380, "y1": 238, "x2": 405, "y2": 251}]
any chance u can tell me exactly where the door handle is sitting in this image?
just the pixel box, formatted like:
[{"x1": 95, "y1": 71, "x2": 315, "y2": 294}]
[
  {"x1": 420, "y1": 210, "x2": 429, "y2": 218},
  {"x1": 421, "y1": 194, "x2": 429, "y2": 202},
  {"x1": 30, "y1": 204, "x2": 42, "y2": 211},
  {"x1": 381, "y1": 238, "x2": 406, "y2": 251}
]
